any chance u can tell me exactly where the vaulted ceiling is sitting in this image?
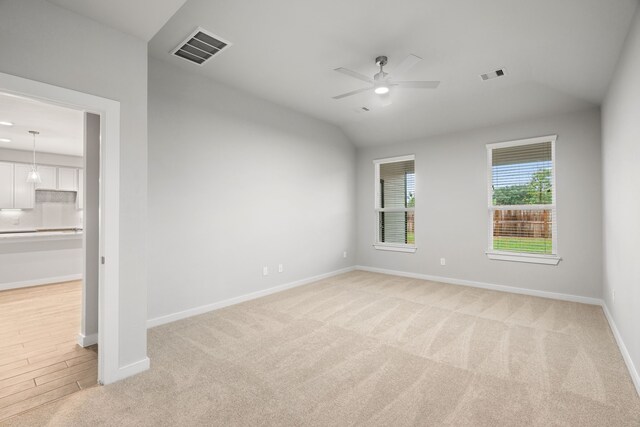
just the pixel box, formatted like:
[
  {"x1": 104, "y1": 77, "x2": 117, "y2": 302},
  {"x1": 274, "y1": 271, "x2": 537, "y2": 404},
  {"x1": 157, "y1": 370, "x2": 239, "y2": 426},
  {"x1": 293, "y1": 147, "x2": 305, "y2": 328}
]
[
  {"x1": 47, "y1": 0, "x2": 188, "y2": 41},
  {"x1": 49, "y1": 0, "x2": 639, "y2": 147}
]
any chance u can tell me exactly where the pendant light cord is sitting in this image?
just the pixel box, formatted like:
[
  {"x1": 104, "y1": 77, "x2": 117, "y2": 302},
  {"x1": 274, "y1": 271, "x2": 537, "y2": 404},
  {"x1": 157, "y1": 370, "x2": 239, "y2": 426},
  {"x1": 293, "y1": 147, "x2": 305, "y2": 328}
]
[{"x1": 29, "y1": 130, "x2": 39, "y2": 170}]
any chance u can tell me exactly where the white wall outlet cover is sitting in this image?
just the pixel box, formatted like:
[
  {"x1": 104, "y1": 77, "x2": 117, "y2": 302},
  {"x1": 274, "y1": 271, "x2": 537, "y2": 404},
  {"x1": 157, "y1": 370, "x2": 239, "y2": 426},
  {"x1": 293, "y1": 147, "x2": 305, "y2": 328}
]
[
  {"x1": 343, "y1": 251, "x2": 348, "y2": 258},
  {"x1": 262, "y1": 266, "x2": 268, "y2": 276},
  {"x1": 440, "y1": 258, "x2": 446, "y2": 266},
  {"x1": 278, "y1": 264, "x2": 283, "y2": 273}
]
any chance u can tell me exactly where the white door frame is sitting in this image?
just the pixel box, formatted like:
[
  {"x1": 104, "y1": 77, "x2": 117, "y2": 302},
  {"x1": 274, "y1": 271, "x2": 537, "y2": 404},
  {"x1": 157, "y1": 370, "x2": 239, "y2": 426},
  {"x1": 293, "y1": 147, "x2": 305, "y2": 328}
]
[{"x1": 0, "y1": 71, "x2": 121, "y2": 384}]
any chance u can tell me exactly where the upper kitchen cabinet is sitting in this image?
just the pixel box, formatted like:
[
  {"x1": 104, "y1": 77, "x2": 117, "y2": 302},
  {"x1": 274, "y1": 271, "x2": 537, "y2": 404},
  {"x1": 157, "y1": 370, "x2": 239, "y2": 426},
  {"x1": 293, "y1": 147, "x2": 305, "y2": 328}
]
[
  {"x1": 0, "y1": 162, "x2": 13, "y2": 208},
  {"x1": 13, "y1": 163, "x2": 35, "y2": 209},
  {"x1": 36, "y1": 165, "x2": 57, "y2": 190},
  {"x1": 0, "y1": 162, "x2": 35, "y2": 209},
  {"x1": 35, "y1": 165, "x2": 79, "y2": 191},
  {"x1": 58, "y1": 167, "x2": 78, "y2": 191}
]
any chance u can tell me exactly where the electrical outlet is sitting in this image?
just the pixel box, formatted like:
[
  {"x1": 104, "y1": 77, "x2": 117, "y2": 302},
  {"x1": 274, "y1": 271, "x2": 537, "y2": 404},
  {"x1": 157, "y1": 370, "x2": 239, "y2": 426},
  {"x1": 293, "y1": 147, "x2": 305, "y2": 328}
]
[
  {"x1": 278, "y1": 264, "x2": 283, "y2": 273},
  {"x1": 343, "y1": 251, "x2": 348, "y2": 259},
  {"x1": 440, "y1": 258, "x2": 446, "y2": 266},
  {"x1": 262, "y1": 266, "x2": 268, "y2": 276}
]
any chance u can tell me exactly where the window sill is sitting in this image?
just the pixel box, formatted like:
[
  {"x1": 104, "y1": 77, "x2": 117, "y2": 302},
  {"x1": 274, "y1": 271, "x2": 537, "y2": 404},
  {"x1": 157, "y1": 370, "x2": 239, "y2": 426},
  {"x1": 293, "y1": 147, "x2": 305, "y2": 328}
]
[
  {"x1": 486, "y1": 251, "x2": 561, "y2": 265},
  {"x1": 374, "y1": 244, "x2": 417, "y2": 253}
]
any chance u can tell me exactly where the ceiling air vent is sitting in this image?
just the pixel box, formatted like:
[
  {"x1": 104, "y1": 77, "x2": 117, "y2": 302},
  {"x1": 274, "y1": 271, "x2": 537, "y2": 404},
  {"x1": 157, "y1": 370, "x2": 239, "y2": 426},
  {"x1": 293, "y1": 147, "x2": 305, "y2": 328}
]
[
  {"x1": 480, "y1": 68, "x2": 506, "y2": 81},
  {"x1": 171, "y1": 27, "x2": 232, "y2": 66}
]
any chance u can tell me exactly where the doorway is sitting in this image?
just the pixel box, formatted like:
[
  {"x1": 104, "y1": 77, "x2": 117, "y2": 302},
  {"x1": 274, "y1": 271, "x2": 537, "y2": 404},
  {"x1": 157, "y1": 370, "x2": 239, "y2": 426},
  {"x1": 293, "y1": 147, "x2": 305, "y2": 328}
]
[
  {"x1": 0, "y1": 71, "x2": 123, "y2": 399},
  {"x1": 0, "y1": 91, "x2": 100, "y2": 420}
]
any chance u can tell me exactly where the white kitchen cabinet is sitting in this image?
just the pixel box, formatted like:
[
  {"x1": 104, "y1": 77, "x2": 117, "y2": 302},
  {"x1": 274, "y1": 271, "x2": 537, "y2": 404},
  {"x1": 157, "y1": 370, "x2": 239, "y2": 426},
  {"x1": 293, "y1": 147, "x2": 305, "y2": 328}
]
[
  {"x1": 58, "y1": 167, "x2": 78, "y2": 191},
  {"x1": 0, "y1": 162, "x2": 13, "y2": 208},
  {"x1": 77, "y1": 169, "x2": 84, "y2": 209},
  {"x1": 0, "y1": 162, "x2": 34, "y2": 209},
  {"x1": 36, "y1": 165, "x2": 57, "y2": 190},
  {"x1": 13, "y1": 163, "x2": 35, "y2": 209}
]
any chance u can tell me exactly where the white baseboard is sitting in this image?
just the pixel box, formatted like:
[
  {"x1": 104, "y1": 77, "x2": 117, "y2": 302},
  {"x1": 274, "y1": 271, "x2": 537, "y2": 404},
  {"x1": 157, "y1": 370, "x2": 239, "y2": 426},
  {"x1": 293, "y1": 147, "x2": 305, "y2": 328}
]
[
  {"x1": 601, "y1": 303, "x2": 640, "y2": 397},
  {"x1": 0, "y1": 274, "x2": 82, "y2": 292},
  {"x1": 147, "y1": 266, "x2": 356, "y2": 328},
  {"x1": 355, "y1": 265, "x2": 603, "y2": 305},
  {"x1": 77, "y1": 332, "x2": 98, "y2": 347}
]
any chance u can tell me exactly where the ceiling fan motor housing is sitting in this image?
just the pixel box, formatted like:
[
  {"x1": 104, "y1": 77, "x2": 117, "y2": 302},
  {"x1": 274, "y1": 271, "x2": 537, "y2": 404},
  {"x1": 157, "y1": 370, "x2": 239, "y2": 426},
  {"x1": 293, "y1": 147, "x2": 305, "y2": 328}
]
[{"x1": 375, "y1": 55, "x2": 388, "y2": 67}]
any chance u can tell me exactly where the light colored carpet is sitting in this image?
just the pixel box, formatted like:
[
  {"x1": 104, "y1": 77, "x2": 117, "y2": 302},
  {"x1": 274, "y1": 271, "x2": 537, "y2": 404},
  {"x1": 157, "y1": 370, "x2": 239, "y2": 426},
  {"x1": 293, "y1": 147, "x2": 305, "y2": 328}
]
[{"x1": 3, "y1": 271, "x2": 639, "y2": 426}]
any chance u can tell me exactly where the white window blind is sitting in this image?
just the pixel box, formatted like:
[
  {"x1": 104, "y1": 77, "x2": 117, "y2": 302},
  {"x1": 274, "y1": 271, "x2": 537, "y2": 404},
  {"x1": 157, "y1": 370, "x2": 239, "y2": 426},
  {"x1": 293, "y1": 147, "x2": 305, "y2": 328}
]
[
  {"x1": 374, "y1": 156, "x2": 415, "y2": 248},
  {"x1": 487, "y1": 137, "x2": 557, "y2": 256}
]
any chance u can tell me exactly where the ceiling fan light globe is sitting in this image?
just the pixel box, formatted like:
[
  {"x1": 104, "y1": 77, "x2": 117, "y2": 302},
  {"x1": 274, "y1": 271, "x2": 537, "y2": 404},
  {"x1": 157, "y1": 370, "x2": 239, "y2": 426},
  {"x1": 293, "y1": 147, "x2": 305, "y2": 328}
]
[{"x1": 374, "y1": 86, "x2": 390, "y2": 95}]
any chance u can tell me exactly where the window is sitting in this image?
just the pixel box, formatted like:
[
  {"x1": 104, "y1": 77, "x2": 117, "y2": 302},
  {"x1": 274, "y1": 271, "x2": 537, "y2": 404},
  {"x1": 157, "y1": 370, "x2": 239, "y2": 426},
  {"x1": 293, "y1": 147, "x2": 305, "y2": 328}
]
[
  {"x1": 486, "y1": 136, "x2": 560, "y2": 265},
  {"x1": 374, "y1": 155, "x2": 416, "y2": 253}
]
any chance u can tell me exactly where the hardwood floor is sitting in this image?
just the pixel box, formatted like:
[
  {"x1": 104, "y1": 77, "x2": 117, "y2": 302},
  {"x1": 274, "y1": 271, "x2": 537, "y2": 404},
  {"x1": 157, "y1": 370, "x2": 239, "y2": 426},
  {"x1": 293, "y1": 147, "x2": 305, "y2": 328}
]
[{"x1": 0, "y1": 281, "x2": 97, "y2": 422}]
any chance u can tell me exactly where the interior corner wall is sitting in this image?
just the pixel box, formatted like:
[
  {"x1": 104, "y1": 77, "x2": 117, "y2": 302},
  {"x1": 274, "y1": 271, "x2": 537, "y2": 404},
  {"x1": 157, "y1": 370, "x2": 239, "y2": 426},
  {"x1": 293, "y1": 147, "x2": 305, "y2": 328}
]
[
  {"x1": 602, "y1": 4, "x2": 640, "y2": 390},
  {"x1": 0, "y1": 0, "x2": 148, "y2": 368},
  {"x1": 356, "y1": 108, "x2": 603, "y2": 299},
  {"x1": 147, "y1": 57, "x2": 356, "y2": 322}
]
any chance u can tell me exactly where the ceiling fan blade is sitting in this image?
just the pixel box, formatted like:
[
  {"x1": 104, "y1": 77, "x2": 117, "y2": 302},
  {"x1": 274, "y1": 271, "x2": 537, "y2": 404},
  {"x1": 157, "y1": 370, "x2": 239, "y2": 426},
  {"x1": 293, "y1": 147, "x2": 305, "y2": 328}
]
[
  {"x1": 393, "y1": 54, "x2": 422, "y2": 78},
  {"x1": 332, "y1": 87, "x2": 371, "y2": 99},
  {"x1": 334, "y1": 67, "x2": 373, "y2": 83},
  {"x1": 394, "y1": 81, "x2": 440, "y2": 89}
]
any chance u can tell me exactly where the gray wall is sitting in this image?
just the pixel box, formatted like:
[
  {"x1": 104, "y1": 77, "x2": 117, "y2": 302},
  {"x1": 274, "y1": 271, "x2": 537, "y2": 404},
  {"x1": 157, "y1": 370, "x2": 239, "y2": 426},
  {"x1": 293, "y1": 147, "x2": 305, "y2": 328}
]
[
  {"x1": 81, "y1": 113, "x2": 100, "y2": 342},
  {"x1": 602, "y1": 6, "x2": 640, "y2": 388},
  {"x1": 0, "y1": 0, "x2": 148, "y2": 367},
  {"x1": 356, "y1": 108, "x2": 603, "y2": 299},
  {"x1": 147, "y1": 58, "x2": 356, "y2": 321}
]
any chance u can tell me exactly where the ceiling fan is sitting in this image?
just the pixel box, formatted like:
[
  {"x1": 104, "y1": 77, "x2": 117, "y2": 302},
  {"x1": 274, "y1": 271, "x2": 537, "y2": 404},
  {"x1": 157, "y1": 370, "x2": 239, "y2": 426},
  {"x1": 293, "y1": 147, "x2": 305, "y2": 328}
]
[{"x1": 332, "y1": 54, "x2": 440, "y2": 100}]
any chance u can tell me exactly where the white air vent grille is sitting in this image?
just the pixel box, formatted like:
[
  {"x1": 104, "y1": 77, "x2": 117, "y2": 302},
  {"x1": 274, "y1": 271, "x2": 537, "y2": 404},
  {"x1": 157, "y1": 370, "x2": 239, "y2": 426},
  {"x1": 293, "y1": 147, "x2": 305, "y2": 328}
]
[
  {"x1": 480, "y1": 68, "x2": 506, "y2": 81},
  {"x1": 172, "y1": 27, "x2": 232, "y2": 66}
]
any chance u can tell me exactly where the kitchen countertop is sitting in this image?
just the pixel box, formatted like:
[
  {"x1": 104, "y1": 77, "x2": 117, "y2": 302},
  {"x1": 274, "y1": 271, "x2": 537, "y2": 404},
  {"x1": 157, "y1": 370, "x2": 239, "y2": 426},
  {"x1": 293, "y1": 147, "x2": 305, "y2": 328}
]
[{"x1": 0, "y1": 228, "x2": 83, "y2": 242}]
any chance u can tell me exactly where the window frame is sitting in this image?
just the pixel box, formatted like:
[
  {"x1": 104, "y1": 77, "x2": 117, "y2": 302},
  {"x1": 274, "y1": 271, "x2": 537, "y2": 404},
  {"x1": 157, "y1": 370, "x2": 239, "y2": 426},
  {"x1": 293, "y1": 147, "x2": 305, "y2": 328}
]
[
  {"x1": 373, "y1": 155, "x2": 417, "y2": 253},
  {"x1": 485, "y1": 135, "x2": 561, "y2": 265}
]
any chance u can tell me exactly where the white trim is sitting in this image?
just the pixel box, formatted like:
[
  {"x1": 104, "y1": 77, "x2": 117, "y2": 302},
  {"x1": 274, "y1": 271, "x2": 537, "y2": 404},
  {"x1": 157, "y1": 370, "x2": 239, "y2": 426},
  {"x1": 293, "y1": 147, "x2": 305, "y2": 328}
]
[
  {"x1": 373, "y1": 154, "x2": 415, "y2": 164},
  {"x1": 355, "y1": 265, "x2": 602, "y2": 305},
  {"x1": 373, "y1": 244, "x2": 417, "y2": 253},
  {"x1": 486, "y1": 251, "x2": 561, "y2": 265},
  {"x1": 373, "y1": 154, "x2": 416, "y2": 247},
  {"x1": 601, "y1": 303, "x2": 640, "y2": 397},
  {"x1": 486, "y1": 135, "x2": 558, "y2": 259},
  {"x1": 77, "y1": 332, "x2": 98, "y2": 347},
  {"x1": 0, "y1": 274, "x2": 82, "y2": 292},
  {"x1": 0, "y1": 71, "x2": 124, "y2": 385},
  {"x1": 486, "y1": 134, "x2": 557, "y2": 150},
  {"x1": 147, "y1": 267, "x2": 355, "y2": 328}
]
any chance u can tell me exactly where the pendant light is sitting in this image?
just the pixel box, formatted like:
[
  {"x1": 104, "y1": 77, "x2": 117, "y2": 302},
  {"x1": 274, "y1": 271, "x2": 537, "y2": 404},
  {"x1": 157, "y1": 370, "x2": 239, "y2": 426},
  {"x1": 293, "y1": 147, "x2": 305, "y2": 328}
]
[{"x1": 26, "y1": 130, "x2": 41, "y2": 184}]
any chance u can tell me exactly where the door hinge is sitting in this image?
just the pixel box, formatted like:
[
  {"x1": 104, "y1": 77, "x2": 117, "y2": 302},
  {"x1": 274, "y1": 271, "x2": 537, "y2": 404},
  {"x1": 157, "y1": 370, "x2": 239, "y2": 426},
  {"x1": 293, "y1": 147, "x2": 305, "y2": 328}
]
[{"x1": 101, "y1": 256, "x2": 106, "y2": 265}]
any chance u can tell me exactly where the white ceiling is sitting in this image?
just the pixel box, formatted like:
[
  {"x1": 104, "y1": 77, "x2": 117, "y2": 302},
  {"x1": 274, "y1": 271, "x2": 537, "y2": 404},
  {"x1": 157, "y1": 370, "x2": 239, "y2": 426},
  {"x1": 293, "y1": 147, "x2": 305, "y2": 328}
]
[
  {"x1": 47, "y1": 0, "x2": 188, "y2": 41},
  {"x1": 149, "y1": 0, "x2": 638, "y2": 146},
  {"x1": 0, "y1": 92, "x2": 83, "y2": 157}
]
